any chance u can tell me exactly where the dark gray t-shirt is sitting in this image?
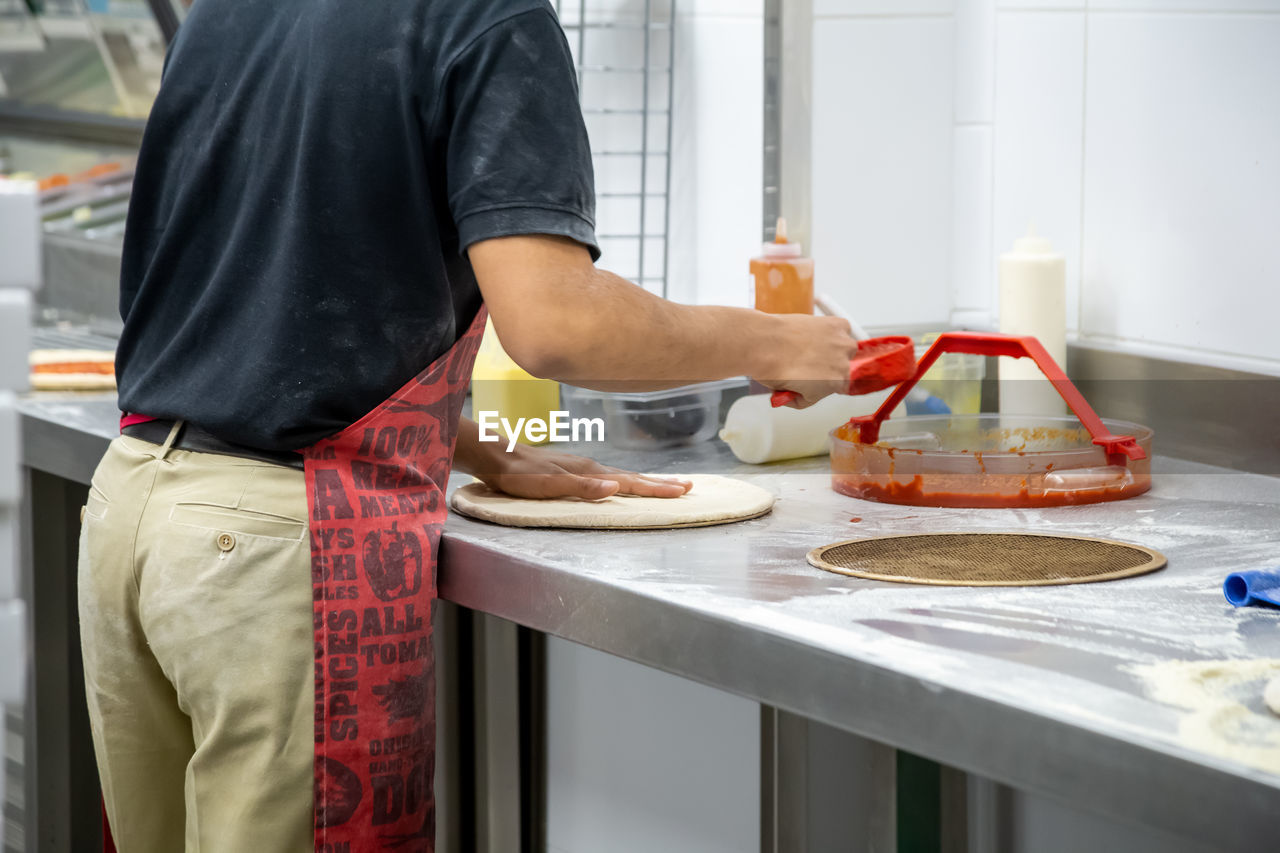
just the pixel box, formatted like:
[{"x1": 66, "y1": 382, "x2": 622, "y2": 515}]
[{"x1": 116, "y1": 0, "x2": 597, "y2": 450}]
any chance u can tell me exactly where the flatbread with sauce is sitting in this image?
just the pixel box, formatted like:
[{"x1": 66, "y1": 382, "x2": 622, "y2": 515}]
[{"x1": 29, "y1": 349, "x2": 116, "y2": 391}]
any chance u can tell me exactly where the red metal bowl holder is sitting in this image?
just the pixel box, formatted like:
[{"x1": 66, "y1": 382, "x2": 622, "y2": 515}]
[{"x1": 845, "y1": 332, "x2": 1146, "y2": 468}]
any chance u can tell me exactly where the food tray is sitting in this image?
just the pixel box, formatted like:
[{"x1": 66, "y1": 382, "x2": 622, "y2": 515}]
[{"x1": 562, "y1": 379, "x2": 744, "y2": 450}]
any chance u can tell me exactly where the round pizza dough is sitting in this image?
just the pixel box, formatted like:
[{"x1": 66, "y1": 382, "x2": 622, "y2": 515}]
[{"x1": 450, "y1": 473, "x2": 775, "y2": 529}]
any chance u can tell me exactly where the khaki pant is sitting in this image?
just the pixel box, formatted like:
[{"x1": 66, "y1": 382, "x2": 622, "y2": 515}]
[{"x1": 78, "y1": 432, "x2": 314, "y2": 852}]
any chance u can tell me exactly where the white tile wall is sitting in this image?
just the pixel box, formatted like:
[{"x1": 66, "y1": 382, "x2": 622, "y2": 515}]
[
  {"x1": 1080, "y1": 14, "x2": 1280, "y2": 361},
  {"x1": 678, "y1": 0, "x2": 764, "y2": 16},
  {"x1": 815, "y1": 0, "x2": 954, "y2": 15},
  {"x1": 951, "y1": 125, "x2": 993, "y2": 319},
  {"x1": 998, "y1": 0, "x2": 1085, "y2": 9},
  {"x1": 1091, "y1": 0, "x2": 1280, "y2": 10},
  {"x1": 992, "y1": 11, "x2": 1085, "y2": 333},
  {"x1": 811, "y1": 17, "x2": 955, "y2": 328},
  {"x1": 666, "y1": 0, "x2": 1280, "y2": 365},
  {"x1": 665, "y1": 9, "x2": 763, "y2": 307},
  {"x1": 954, "y1": 0, "x2": 995, "y2": 123}
]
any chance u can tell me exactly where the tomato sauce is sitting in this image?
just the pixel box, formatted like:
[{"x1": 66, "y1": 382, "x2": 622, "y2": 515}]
[
  {"x1": 829, "y1": 417, "x2": 1153, "y2": 508},
  {"x1": 831, "y1": 472, "x2": 1151, "y2": 508}
]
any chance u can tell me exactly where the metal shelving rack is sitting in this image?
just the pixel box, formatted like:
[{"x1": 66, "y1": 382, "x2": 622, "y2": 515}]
[{"x1": 553, "y1": 0, "x2": 676, "y2": 297}]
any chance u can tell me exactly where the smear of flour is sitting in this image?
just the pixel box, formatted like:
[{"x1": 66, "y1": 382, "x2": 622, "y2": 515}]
[{"x1": 1128, "y1": 658, "x2": 1280, "y2": 774}]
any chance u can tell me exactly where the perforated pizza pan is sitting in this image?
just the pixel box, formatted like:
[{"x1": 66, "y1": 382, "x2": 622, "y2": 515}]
[{"x1": 807, "y1": 532, "x2": 1167, "y2": 587}]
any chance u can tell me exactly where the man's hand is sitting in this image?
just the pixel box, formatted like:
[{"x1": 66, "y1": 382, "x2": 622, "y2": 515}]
[
  {"x1": 752, "y1": 313, "x2": 857, "y2": 407},
  {"x1": 479, "y1": 446, "x2": 692, "y2": 501},
  {"x1": 453, "y1": 417, "x2": 691, "y2": 500}
]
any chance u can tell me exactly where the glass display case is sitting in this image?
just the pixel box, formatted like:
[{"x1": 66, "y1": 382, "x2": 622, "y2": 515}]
[{"x1": 0, "y1": 0, "x2": 175, "y2": 118}]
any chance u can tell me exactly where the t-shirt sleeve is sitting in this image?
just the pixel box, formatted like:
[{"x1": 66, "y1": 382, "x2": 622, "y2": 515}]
[{"x1": 440, "y1": 8, "x2": 600, "y2": 260}]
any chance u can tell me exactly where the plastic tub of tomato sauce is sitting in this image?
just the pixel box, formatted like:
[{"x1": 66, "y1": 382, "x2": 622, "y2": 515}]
[{"x1": 830, "y1": 414, "x2": 1153, "y2": 508}]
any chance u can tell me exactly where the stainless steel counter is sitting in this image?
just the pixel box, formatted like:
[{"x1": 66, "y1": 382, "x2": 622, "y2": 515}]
[{"x1": 18, "y1": 393, "x2": 1280, "y2": 851}]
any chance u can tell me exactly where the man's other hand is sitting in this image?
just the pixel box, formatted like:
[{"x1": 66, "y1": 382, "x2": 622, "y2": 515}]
[{"x1": 478, "y1": 445, "x2": 692, "y2": 501}]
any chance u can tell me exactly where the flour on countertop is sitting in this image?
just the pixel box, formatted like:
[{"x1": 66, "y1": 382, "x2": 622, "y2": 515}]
[
  {"x1": 1128, "y1": 658, "x2": 1280, "y2": 774},
  {"x1": 1265, "y1": 676, "x2": 1280, "y2": 717}
]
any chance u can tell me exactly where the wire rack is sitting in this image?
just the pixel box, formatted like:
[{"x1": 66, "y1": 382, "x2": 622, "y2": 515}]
[{"x1": 552, "y1": 0, "x2": 675, "y2": 297}]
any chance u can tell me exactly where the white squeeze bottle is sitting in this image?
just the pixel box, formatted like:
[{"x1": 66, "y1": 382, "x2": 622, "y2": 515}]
[
  {"x1": 718, "y1": 390, "x2": 891, "y2": 465},
  {"x1": 998, "y1": 226, "x2": 1067, "y2": 416}
]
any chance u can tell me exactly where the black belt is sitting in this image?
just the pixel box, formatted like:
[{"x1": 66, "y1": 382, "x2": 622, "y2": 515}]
[{"x1": 122, "y1": 419, "x2": 306, "y2": 470}]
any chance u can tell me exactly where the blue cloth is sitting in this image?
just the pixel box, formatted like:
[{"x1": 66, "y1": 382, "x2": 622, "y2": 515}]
[
  {"x1": 904, "y1": 390, "x2": 951, "y2": 416},
  {"x1": 1223, "y1": 569, "x2": 1280, "y2": 608}
]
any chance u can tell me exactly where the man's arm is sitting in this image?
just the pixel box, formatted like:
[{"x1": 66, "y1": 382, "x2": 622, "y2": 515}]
[{"x1": 468, "y1": 235, "x2": 857, "y2": 405}]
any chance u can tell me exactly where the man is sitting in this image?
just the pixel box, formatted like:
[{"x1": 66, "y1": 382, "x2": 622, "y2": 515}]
[{"x1": 78, "y1": 0, "x2": 856, "y2": 850}]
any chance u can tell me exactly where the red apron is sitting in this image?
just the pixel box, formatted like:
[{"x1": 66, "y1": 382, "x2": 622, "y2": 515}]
[{"x1": 306, "y1": 307, "x2": 486, "y2": 852}]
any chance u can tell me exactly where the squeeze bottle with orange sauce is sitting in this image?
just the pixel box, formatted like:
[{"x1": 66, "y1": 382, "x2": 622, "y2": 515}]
[{"x1": 750, "y1": 217, "x2": 814, "y2": 314}]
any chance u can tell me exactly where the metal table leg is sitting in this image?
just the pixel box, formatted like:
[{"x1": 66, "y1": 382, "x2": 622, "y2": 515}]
[
  {"x1": 20, "y1": 470, "x2": 100, "y2": 853},
  {"x1": 762, "y1": 706, "x2": 977, "y2": 853}
]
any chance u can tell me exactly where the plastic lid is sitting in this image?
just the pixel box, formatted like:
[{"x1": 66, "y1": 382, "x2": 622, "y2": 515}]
[
  {"x1": 1009, "y1": 223, "x2": 1057, "y2": 256},
  {"x1": 763, "y1": 217, "x2": 802, "y2": 258}
]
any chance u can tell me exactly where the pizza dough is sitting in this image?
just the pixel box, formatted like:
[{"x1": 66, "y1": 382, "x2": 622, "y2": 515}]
[{"x1": 450, "y1": 473, "x2": 775, "y2": 529}]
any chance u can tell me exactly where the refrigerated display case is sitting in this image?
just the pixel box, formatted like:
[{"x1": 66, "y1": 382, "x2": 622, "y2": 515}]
[
  {"x1": 0, "y1": 11, "x2": 169, "y2": 842},
  {"x1": 0, "y1": 0, "x2": 178, "y2": 339}
]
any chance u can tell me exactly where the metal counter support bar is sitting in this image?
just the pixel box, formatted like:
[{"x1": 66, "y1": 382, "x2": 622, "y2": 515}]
[
  {"x1": 144, "y1": 0, "x2": 180, "y2": 45},
  {"x1": 473, "y1": 613, "x2": 522, "y2": 852},
  {"x1": 762, "y1": 708, "x2": 901, "y2": 853},
  {"x1": 433, "y1": 601, "x2": 466, "y2": 853},
  {"x1": 0, "y1": 103, "x2": 145, "y2": 150},
  {"x1": 555, "y1": 0, "x2": 676, "y2": 296},
  {"x1": 19, "y1": 470, "x2": 100, "y2": 853},
  {"x1": 469, "y1": 612, "x2": 544, "y2": 853},
  {"x1": 762, "y1": 0, "x2": 812, "y2": 245},
  {"x1": 518, "y1": 628, "x2": 546, "y2": 853},
  {"x1": 660, "y1": 3, "x2": 676, "y2": 298},
  {"x1": 637, "y1": 0, "x2": 651, "y2": 290},
  {"x1": 574, "y1": 0, "x2": 586, "y2": 93},
  {"x1": 762, "y1": 0, "x2": 780, "y2": 239},
  {"x1": 939, "y1": 766, "x2": 970, "y2": 853}
]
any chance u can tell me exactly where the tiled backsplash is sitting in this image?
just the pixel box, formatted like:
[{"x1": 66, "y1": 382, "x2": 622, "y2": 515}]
[
  {"x1": 808, "y1": 0, "x2": 1280, "y2": 371},
  {"x1": 653, "y1": 0, "x2": 1280, "y2": 374}
]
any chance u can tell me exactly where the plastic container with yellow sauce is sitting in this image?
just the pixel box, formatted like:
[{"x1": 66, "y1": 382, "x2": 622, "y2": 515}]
[
  {"x1": 470, "y1": 320, "x2": 561, "y2": 445},
  {"x1": 751, "y1": 217, "x2": 814, "y2": 314},
  {"x1": 914, "y1": 335, "x2": 986, "y2": 416}
]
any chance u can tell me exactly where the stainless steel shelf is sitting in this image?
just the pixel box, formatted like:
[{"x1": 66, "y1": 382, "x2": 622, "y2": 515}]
[{"x1": 555, "y1": 0, "x2": 676, "y2": 296}]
